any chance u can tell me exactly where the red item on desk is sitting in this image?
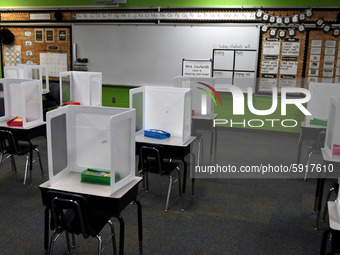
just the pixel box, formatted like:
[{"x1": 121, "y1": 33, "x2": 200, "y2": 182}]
[
  {"x1": 333, "y1": 144, "x2": 340, "y2": 156},
  {"x1": 7, "y1": 116, "x2": 23, "y2": 127},
  {"x1": 62, "y1": 101, "x2": 81, "y2": 106}
]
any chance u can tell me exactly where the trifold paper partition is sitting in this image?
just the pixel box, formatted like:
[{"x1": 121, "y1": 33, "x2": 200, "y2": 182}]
[
  {"x1": 59, "y1": 71, "x2": 102, "y2": 106},
  {"x1": 324, "y1": 96, "x2": 340, "y2": 159},
  {"x1": 129, "y1": 86, "x2": 191, "y2": 145},
  {"x1": 0, "y1": 78, "x2": 43, "y2": 127},
  {"x1": 174, "y1": 76, "x2": 215, "y2": 115},
  {"x1": 46, "y1": 105, "x2": 136, "y2": 194},
  {"x1": 306, "y1": 82, "x2": 340, "y2": 126},
  {"x1": 4, "y1": 64, "x2": 49, "y2": 94}
]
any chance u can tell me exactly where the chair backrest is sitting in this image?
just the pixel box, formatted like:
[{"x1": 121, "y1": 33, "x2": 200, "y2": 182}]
[
  {"x1": 45, "y1": 82, "x2": 60, "y2": 103},
  {"x1": 0, "y1": 129, "x2": 19, "y2": 155},
  {"x1": 46, "y1": 190, "x2": 92, "y2": 238},
  {"x1": 139, "y1": 146, "x2": 166, "y2": 175}
]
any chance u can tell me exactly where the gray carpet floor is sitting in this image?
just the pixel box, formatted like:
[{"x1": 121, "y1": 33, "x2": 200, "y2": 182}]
[{"x1": 0, "y1": 127, "x2": 335, "y2": 255}]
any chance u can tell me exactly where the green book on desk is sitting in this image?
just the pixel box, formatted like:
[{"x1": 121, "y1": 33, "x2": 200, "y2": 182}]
[
  {"x1": 81, "y1": 169, "x2": 120, "y2": 185},
  {"x1": 310, "y1": 118, "x2": 327, "y2": 126}
]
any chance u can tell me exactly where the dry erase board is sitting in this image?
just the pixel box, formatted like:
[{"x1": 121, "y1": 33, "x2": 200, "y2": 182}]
[{"x1": 72, "y1": 24, "x2": 259, "y2": 86}]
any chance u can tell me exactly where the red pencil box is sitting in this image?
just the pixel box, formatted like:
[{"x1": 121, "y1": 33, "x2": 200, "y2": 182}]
[{"x1": 7, "y1": 116, "x2": 23, "y2": 127}]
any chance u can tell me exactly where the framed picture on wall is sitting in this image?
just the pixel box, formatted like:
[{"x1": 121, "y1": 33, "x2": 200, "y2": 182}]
[
  {"x1": 58, "y1": 29, "x2": 67, "y2": 42},
  {"x1": 35, "y1": 29, "x2": 44, "y2": 42},
  {"x1": 45, "y1": 29, "x2": 54, "y2": 42}
]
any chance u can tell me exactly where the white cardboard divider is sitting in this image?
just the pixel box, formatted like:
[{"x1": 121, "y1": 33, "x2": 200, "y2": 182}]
[
  {"x1": 130, "y1": 86, "x2": 191, "y2": 145},
  {"x1": 0, "y1": 78, "x2": 43, "y2": 127},
  {"x1": 4, "y1": 64, "x2": 49, "y2": 94},
  {"x1": 173, "y1": 76, "x2": 215, "y2": 115},
  {"x1": 306, "y1": 82, "x2": 340, "y2": 125},
  {"x1": 324, "y1": 96, "x2": 340, "y2": 159},
  {"x1": 46, "y1": 105, "x2": 136, "y2": 194},
  {"x1": 59, "y1": 71, "x2": 102, "y2": 106}
]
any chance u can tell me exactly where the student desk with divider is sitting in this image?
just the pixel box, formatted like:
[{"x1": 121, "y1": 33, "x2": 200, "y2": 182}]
[
  {"x1": 297, "y1": 121, "x2": 327, "y2": 164},
  {"x1": 314, "y1": 149, "x2": 340, "y2": 230},
  {"x1": 0, "y1": 121, "x2": 46, "y2": 171},
  {"x1": 39, "y1": 175, "x2": 143, "y2": 255},
  {"x1": 135, "y1": 134, "x2": 196, "y2": 197}
]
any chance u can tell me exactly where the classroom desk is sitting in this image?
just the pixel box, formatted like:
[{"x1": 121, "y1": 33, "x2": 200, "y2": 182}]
[
  {"x1": 0, "y1": 121, "x2": 46, "y2": 174},
  {"x1": 297, "y1": 121, "x2": 326, "y2": 164},
  {"x1": 39, "y1": 174, "x2": 143, "y2": 255},
  {"x1": 314, "y1": 149, "x2": 340, "y2": 230},
  {"x1": 135, "y1": 135, "x2": 196, "y2": 197},
  {"x1": 192, "y1": 113, "x2": 217, "y2": 164}
]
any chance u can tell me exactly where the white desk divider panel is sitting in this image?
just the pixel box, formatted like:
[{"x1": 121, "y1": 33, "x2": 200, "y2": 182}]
[
  {"x1": 306, "y1": 82, "x2": 340, "y2": 126},
  {"x1": 46, "y1": 105, "x2": 136, "y2": 194},
  {"x1": 173, "y1": 76, "x2": 215, "y2": 115},
  {"x1": 324, "y1": 96, "x2": 340, "y2": 159},
  {"x1": 59, "y1": 71, "x2": 102, "y2": 106},
  {"x1": 130, "y1": 86, "x2": 191, "y2": 145},
  {"x1": 0, "y1": 78, "x2": 43, "y2": 127},
  {"x1": 4, "y1": 64, "x2": 49, "y2": 94}
]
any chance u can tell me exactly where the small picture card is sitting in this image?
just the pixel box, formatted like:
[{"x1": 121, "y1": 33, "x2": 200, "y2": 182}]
[
  {"x1": 309, "y1": 61, "x2": 320, "y2": 69},
  {"x1": 311, "y1": 48, "x2": 322, "y2": 54},
  {"x1": 308, "y1": 69, "x2": 319, "y2": 76},
  {"x1": 325, "y1": 47, "x2": 336, "y2": 55},
  {"x1": 323, "y1": 62, "x2": 334, "y2": 70},
  {"x1": 325, "y1": 40, "x2": 336, "y2": 48},
  {"x1": 323, "y1": 69, "x2": 334, "y2": 77},
  {"x1": 324, "y1": 55, "x2": 335, "y2": 62},
  {"x1": 24, "y1": 31, "x2": 32, "y2": 37},
  {"x1": 311, "y1": 40, "x2": 322, "y2": 47},
  {"x1": 310, "y1": 55, "x2": 320, "y2": 61}
]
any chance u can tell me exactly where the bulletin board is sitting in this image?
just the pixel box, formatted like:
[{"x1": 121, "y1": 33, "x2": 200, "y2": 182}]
[
  {"x1": 305, "y1": 30, "x2": 340, "y2": 86},
  {"x1": 256, "y1": 29, "x2": 307, "y2": 94},
  {"x1": 1, "y1": 26, "x2": 71, "y2": 80}
]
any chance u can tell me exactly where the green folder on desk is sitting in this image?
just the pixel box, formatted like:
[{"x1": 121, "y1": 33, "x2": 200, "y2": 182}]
[
  {"x1": 310, "y1": 118, "x2": 327, "y2": 127},
  {"x1": 81, "y1": 169, "x2": 120, "y2": 185}
]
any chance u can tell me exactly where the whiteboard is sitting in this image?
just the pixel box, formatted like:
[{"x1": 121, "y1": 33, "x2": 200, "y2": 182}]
[
  {"x1": 213, "y1": 50, "x2": 234, "y2": 70},
  {"x1": 234, "y1": 50, "x2": 257, "y2": 71},
  {"x1": 72, "y1": 24, "x2": 260, "y2": 86}
]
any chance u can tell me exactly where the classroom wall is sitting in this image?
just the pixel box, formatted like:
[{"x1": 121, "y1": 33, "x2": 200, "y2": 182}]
[
  {"x1": 1, "y1": 1, "x2": 337, "y2": 133},
  {"x1": 0, "y1": 0, "x2": 338, "y2": 7}
]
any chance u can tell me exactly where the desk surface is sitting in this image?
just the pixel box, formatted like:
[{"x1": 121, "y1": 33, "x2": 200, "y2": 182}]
[
  {"x1": 192, "y1": 113, "x2": 218, "y2": 120},
  {"x1": 0, "y1": 120, "x2": 46, "y2": 130},
  {"x1": 321, "y1": 148, "x2": 340, "y2": 163},
  {"x1": 135, "y1": 134, "x2": 196, "y2": 147},
  {"x1": 40, "y1": 172, "x2": 142, "y2": 199},
  {"x1": 301, "y1": 121, "x2": 327, "y2": 129}
]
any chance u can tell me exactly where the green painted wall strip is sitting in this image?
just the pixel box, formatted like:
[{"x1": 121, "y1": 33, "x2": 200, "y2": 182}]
[{"x1": 0, "y1": 0, "x2": 339, "y2": 7}]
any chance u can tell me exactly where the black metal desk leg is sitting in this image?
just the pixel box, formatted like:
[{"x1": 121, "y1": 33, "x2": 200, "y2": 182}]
[
  {"x1": 182, "y1": 160, "x2": 187, "y2": 194},
  {"x1": 297, "y1": 136, "x2": 303, "y2": 164},
  {"x1": 315, "y1": 178, "x2": 326, "y2": 230},
  {"x1": 44, "y1": 207, "x2": 49, "y2": 251},
  {"x1": 134, "y1": 200, "x2": 143, "y2": 255},
  {"x1": 118, "y1": 216, "x2": 125, "y2": 255},
  {"x1": 29, "y1": 142, "x2": 33, "y2": 184}
]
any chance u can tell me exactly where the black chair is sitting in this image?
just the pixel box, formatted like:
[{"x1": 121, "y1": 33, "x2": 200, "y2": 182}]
[
  {"x1": 139, "y1": 145, "x2": 182, "y2": 211},
  {"x1": 46, "y1": 190, "x2": 117, "y2": 255},
  {"x1": 304, "y1": 130, "x2": 326, "y2": 180},
  {"x1": 43, "y1": 82, "x2": 60, "y2": 120},
  {"x1": 0, "y1": 129, "x2": 43, "y2": 184}
]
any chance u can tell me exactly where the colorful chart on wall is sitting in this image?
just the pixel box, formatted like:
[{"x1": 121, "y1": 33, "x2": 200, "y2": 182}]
[
  {"x1": 4, "y1": 45, "x2": 21, "y2": 66},
  {"x1": 39, "y1": 51, "x2": 68, "y2": 77}
]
